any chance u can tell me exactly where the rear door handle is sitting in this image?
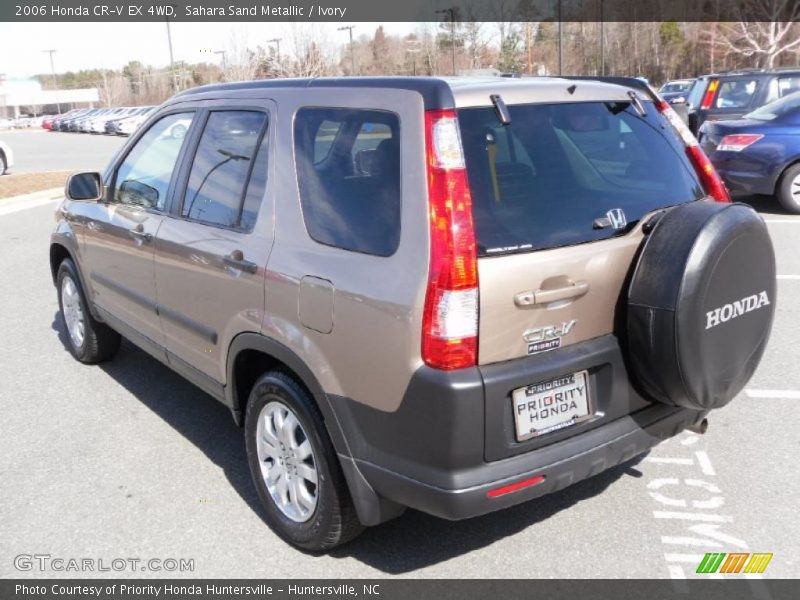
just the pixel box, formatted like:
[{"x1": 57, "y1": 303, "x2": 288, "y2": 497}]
[
  {"x1": 129, "y1": 224, "x2": 153, "y2": 243},
  {"x1": 515, "y1": 281, "x2": 589, "y2": 307},
  {"x1": 223, "y1": 250, "x2": 258, "y2": 274}
]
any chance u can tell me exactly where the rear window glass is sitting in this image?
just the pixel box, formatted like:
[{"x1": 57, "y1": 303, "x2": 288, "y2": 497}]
[
  {"x1": 294, "y1": 108, "x2": 401, "y2": 257},
  {"x1": 747, "y1": 90, "x2": 800, "y2": 121},
  {"x1": 458, "y1": 101, "x2": 704, "y2": 256},
  {"x1": 686, "y1": 79, "x2": 707, "y2": 108},
  {"x1": 715, "y1": 79, "x2": 758, "y2": 108}
]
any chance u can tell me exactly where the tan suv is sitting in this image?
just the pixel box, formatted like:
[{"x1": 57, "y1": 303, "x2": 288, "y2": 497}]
[{"x1": 50, "y1": 77, "x2": 776, "y2": 551}]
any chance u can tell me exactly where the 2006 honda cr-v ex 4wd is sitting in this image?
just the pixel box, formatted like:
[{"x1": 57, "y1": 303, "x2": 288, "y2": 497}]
[{"x1": 50, "y1": 76, "x2": 776, "y2": 551}]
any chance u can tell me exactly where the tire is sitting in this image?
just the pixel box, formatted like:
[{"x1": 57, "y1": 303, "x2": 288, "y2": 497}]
[
  {"x1": 56, "y1": 259, "x2": 121, "y2": 364},
  {"x1": 627, "y1": 202, "x2": 776, "y2": 410},
  {"x1": 0, "y1": 151, "x2": 7, "y2": 176},
  {"x1": 777, "y1": 163, "x2": 800, "y2": 214},
  {"x1": 245, "y1": 371, "x2": 363, "y2": 551}
]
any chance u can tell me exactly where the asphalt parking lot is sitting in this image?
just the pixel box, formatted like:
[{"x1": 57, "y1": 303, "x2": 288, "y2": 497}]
[{"x1": 0, "y1": 131, "x2": 798, "y2": 580}]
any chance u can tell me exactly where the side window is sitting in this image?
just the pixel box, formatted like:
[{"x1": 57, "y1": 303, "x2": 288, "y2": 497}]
[
  {"x1": 778, "y1": 76, "x2": 800, "y2": 98},
  {"x1": 113, "y1": 113, "x2": 195, "y2": 210},
  {"x1": 181, "y1": 110, "x2": 268, "y2": 229},
  {"x1": 294, "y1": 108, "x2": 401, "y2": 257},
  {"x1": 715, "y1": 79, "x2": 758, "y2": 109}
]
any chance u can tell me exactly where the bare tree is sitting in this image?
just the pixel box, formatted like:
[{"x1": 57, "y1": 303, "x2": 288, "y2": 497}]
[{"x1": 711, "y1": 0, "x2": 800, "y2": 68}]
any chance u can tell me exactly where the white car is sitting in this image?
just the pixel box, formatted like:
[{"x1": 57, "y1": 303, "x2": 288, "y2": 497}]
[
  {"x1": 0, "y1": 139, "x2": 14, "y2": 175},
  {"x1": 116, "y1": 107, "x2": 157, "y2": 136}
]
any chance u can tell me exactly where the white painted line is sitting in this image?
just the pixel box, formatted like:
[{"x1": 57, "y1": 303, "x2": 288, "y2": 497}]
[
  {"x1": 777, "y1": 275, "x2": 800, "y2": 280},
  {"x1": 645, "y1": 457, "x2": 694, "y2": 465},
  {"x1": 763, "y1": 218, "x2": 800, "y2": 223},
  {"x1": 654, "y1": 511, "x2": 733, "y2": 522},
  {"x1": 662, "y1": 536, "x2": 722, "y2": 547},
  {"x1": 746, "y1": 389, "x2": 800, "y2": 399},
  {"x1": 695, "y1": 451, "x2": 716, "y2": 477},
  {"x1": 0, "y1": 196, "x2": 59, "y2": 217}
]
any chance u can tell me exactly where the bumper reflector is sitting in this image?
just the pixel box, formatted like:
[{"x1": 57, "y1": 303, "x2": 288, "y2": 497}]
[{"x1": 486, "y1": 475, "x2": 546, "y2": 498}]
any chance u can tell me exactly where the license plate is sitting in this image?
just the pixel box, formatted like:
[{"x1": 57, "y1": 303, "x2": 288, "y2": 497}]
[{"x1": 512, "y1": 371, "x2": 591, "y2": 441}]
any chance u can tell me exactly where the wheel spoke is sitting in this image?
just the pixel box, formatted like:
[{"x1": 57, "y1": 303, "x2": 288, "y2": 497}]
[
  {"x1": 288, "y1": 477, "x2": 301, "y2": 512},
  {"x1": 275, "y1": 473, "x2": 289, "y2": 504},
  {"x1": 257, "y1": 437, "x2": 279, "y2": 462},
  {"x1": 296, "y1": 462, "x2": 317, "y2": 485},
  {"x1": 295, "y1": 480, "x2": 316, "y2": 511},
  {"x1": 282, "y1": 413, "x2": 299, "y2": 447},
  {"x1": 296, "y1": 440, "x2": 312, "y2": 460}
]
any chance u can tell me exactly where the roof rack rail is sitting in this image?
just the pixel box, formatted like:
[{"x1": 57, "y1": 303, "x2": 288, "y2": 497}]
[{"x1": 719, "y1": 68, "x2": 766, "y2": 75}]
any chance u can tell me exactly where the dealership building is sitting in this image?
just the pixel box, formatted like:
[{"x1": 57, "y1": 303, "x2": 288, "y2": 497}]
[{"x1": 0, "y1": 77, "x2": 99, "y2": 117}]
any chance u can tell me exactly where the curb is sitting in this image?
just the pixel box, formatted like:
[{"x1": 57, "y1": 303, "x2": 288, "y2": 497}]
[{"x1": 0, "y1": 187, "x2": 64, "y2": 217}]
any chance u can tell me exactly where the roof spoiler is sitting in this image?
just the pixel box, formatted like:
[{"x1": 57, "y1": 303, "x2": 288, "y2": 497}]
[{"x1": 557, "y1": 76, "x2": 663, "y2": 104}]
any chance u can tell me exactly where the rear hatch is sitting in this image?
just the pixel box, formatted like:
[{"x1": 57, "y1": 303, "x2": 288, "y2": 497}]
[{"x1": 457, "y1": 95, "x2": 706, "y2": 457}]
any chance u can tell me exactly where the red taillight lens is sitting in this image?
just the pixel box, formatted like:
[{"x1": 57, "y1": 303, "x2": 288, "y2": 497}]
[
  {"x1": 422, "y1": 109, "x2": 479, "y2": 370},
  {"x1": 700, "y1": 79, "x2": 719, "y2": 110},
  {"x1": 717, "y1": 134, "x2": 764, "y2": 152},
  {"x1": 656, "y1": 101, "x2": 731, "y2": 203},
  {"x1": 686, "y1": 145, "x2": 731, "y2": 203}
]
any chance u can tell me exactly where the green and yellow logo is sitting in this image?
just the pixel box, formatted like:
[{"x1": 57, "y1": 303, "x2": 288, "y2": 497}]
[{"x1": 696, "y1": 552, "x2": 773, "y2": 574}]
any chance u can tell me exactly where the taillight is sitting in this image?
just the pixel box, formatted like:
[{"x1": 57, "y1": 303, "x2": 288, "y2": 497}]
[
  {"x1": 717, "y1": 134, "x2": 764, "y2": 152},
  {"x1": 422, "y1": 109, "x2": 479, "y2": 370},
  {"x1": 657, "y1": 101, "x2": 731, "y2": 203},
  {"x1": 700, "y1": 79, "x2": 719, "y2": 110}
]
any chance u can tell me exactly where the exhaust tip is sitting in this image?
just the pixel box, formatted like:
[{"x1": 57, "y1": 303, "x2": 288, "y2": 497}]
[{"x1": 688, "y1": 418, "x2": 709, "y2": 435}]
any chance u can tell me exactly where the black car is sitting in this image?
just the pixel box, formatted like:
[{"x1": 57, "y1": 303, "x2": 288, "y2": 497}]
[{"x1": 686, "y1": 68, "x2": 800, "y2": 134}]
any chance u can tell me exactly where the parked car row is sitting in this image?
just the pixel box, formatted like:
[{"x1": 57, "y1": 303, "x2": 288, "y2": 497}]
[
  {"x1": 0, "y1": 115, "x2": 45, "y2": 130},
  {"x1": 44, "y1": 106, "x2": 157, "y2": 136}
]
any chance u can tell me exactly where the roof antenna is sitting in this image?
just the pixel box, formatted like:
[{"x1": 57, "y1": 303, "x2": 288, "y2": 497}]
[
  {"x1": 490, "y1": 94, "x2": 511, "y2": 125},
  {"x1": 567, "y1": 84, "x2": 577, "y2": 95}
]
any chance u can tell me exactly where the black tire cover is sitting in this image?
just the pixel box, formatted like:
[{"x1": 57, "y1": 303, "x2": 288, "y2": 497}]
[{"x1": 627, "y1": 201, "x2": 776, "y2": 411}]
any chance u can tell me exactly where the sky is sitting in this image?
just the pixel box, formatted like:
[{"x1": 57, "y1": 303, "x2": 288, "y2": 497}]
[{"x1": 0, "y1": 22, "x2": 417, "y2": 79}]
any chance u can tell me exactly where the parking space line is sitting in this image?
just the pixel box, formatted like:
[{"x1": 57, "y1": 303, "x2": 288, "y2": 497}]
[
  {"x1": 0, "y1": 196, "x2": 60, "y2": 217},
  {"x1": 746, "y1": 389, "x2": 800, "y2": 399},
  {"x1": 777, "y1": 275, "x2": 800, "y2": 280},
  {"x1": 763, "y1": 219, "x2": 800, "y2": 223}
]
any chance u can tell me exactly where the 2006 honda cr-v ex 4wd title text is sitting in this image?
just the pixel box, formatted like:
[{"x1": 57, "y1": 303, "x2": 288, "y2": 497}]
[{"x1": 50, "y1": 76, "x2": 776, "y2": 551}]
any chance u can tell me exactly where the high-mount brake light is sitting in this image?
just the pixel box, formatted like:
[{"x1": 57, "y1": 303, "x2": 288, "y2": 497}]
[
  {"x1": 422, "y1": 109, "x2": 479, "y2": 370},
  {"x1": 656, "y1": 100, "x2": 731, "y2": 203}
]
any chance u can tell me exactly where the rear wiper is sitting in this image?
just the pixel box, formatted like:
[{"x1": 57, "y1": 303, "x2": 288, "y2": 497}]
[
  {"x1": 627, "y1": 91, "x2": 647, "y2": 117},
  {"x1": 490, "y1": 94, "x2": 511, "y2": 126}
]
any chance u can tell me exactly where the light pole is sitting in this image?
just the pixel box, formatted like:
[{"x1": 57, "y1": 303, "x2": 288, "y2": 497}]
[
  {"x1": 407, "y1": 47, "x2": 420, "y2": 76},
  {"x1": 435, "y1": 7, "x2": 457, "y2": 75},
  {"x1": 337, "y1": 26, "x2": 356, "y2": 75},
  {"x1": 600, "y1": 0, "x2": 605, "y2": 75},
  {"x1": 165, "y1": 20, "x2": 179, "y2": 92},
  {"x1": 557, "y1": 0, "x2": 563, "y2": 76},
  {"x1": 267, "y1": 38, "x2": 282, "y2": 75},
  {"x1": 43, "y1": 49, "x2": 61, "y2": 114},
  {"x1": 214, "y1": 50, "x2": 227, "y2": 76}
]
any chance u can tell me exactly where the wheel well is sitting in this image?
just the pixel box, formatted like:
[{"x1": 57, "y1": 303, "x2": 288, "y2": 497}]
[
  {"x1": 231, "y1": 348, "x2": 315, "y2": 425},
  {"x1": 775, "y1": 159, "x2": 800, "y2": 195},
  {"x1": 50, "y1": 244, "x2": 71, "y2": 283}
]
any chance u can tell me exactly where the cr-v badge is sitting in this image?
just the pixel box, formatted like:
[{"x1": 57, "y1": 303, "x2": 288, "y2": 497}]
[{"x1": 523, "y1": 320, "x2": 577, "y2": 355}]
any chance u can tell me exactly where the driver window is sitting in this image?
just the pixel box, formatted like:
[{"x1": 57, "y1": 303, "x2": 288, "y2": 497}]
[{"x1": 113, "y1": 113, "x2": 195, "y2": 210}]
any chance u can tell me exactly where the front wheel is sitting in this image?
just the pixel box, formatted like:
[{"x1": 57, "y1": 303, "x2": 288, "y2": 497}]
[
  {"x1": 244, "y1": 371, "x2": 363, "y2": 551},
  {"x1": 777, "y1": 163, "x2": 800, "y2": 214},
  {"x1": 57, "y1": 259, "x2": 121, "y2": 363}
]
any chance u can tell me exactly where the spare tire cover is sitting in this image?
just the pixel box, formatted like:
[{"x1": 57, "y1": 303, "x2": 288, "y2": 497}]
[{"x1": 627, "y1": 201, "x2": 776, "y2": 411}]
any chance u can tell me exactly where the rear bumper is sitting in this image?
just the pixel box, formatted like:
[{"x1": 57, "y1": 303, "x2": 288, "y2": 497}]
[
  {"x1": 356, "y1": 404, "x2": 696, "y2": 520},
  {"x1": 330, "y1": 335, "x2": 704, "y2": 522}
]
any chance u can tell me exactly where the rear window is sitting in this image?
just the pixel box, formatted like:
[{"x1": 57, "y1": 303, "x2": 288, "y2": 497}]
[
  {"x1": 686, "y1": 79, "x2": 707, "y2": 108},
  {"x1": 458, "y1": 101, "x2": 704, "y2": 256},
  {"x1": 715, "y1": 79, "x2": 758, "y2": 108}
]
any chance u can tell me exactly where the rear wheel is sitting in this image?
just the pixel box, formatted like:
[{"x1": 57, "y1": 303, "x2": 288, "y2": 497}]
[
  {"x1": 244, "y1": 371, "x2": 363, "y2": 551},
  {"x1": 57, "y1": 259, "x2": 120, "y2": 363},
  {"x1": 777, "y1": 163, "x2": 800, "y2": 214},
  {"x1": 0, "y1": 151, "x2": 7, "y2": 175}
]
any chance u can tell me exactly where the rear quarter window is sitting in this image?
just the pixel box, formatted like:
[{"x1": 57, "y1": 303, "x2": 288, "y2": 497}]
[
  {"x1": 715, "y1": 79, "x2": 758, "y2": 108},
  {"x1": 458, "y1": 100, "x2": 704, "y2": 256},
  {"x1": 294, "y1": 108, "x2": 401, "y2": 257}
]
